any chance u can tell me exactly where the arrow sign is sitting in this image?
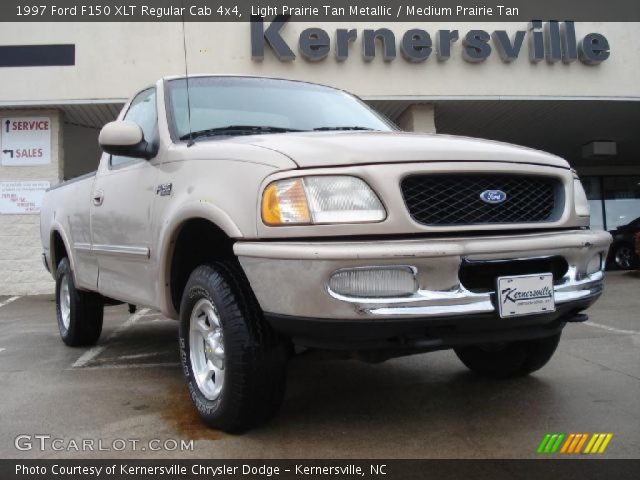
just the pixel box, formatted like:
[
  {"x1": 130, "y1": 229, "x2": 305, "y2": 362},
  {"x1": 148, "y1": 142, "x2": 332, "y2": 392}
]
[{"x1": 0, "y1": 116, "x2": 51, "y2": 166}]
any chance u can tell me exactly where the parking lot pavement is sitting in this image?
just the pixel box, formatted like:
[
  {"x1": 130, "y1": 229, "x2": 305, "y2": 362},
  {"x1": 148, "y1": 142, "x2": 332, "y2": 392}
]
[{"x1": 0, "y1": 271, "x2": 639, "y2": 459}]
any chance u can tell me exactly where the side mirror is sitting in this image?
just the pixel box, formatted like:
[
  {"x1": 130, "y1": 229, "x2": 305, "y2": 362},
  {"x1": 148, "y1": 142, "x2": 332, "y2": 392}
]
[{"x1": 99, "y1": 121, "x2": 157, "y2": 160}]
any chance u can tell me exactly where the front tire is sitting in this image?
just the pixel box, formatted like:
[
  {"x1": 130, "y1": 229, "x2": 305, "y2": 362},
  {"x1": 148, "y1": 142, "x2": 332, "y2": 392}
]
[
  {"x1": 178, "y1": 262, "x2": 288, "y2": 433},
  {"x1": 55, "y1": 257, "x2": 103, "y2": 346},
  {"x1": 454, "y1": 333, "x2": 561, "y2": 378}
]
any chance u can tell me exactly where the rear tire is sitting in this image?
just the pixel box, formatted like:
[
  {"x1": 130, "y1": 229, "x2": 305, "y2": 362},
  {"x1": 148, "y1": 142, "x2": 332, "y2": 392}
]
[
  {"x1": 55, "y1": 257, "x2": 103, "y2": 346},
  {"x1": 454, "y1": 333, "x2": 561, "y2": 378},
  {"x1": 178, "y1": 261, "x2": 288, "y2": 433}
]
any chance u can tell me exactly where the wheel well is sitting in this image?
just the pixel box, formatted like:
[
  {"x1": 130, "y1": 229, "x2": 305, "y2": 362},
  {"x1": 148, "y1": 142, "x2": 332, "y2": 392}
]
[
  {"x1": 169, "y1": 219, "x2": 235, "y2": 312},
  {"x1": 51, "y1": 231, "x2": 68, "y2": 269}
]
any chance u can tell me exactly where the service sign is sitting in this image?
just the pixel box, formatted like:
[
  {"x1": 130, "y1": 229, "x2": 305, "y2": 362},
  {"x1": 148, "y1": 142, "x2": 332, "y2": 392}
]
[
  {"x1": 0, "y1": 181, "x2": 50, "y2": 214},
  {"x1": 0, "y1": 116, "x2": 51, "y2": 166}
]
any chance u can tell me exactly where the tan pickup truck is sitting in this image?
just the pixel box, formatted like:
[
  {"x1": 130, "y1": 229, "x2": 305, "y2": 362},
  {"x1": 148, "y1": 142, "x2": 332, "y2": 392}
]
[{"x1": 40, "y1": 75, "x2": 611, "y2": 432}]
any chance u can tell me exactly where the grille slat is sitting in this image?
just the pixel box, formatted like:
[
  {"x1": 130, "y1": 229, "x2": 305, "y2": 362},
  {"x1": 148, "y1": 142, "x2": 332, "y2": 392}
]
[{"x1": 401, "y1": 174, "x2": 561, "y2": 226}]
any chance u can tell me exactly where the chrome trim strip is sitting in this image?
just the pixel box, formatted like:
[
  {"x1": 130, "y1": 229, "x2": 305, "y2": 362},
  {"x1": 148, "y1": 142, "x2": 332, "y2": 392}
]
[
  {"x1": 332, "y1": 269, "x2": 604, "y2": 317},
  {"x1": 92, "y1": 244, "x2": 150, "y2": 258},
  {"x1": 73, "y1": 243, "x2": 149, "y2": 259},
  {"x1": 73, "y1": 242, "x2": 92, "y2": 253}
]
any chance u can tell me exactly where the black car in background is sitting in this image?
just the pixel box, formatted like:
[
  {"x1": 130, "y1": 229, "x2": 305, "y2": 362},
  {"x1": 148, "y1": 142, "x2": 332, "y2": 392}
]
[{"x1": 608, "y1": 217, "x2": 640, "y2": 270}]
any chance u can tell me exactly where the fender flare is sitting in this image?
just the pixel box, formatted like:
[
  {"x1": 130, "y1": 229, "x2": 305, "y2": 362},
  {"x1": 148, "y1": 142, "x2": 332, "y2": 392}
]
[
  {"x1": 155, "y1": 200, "x2": 244, "y2": 318},
  {"x1": 48, "y1": 224, "x2": 77, "y2": 283}
]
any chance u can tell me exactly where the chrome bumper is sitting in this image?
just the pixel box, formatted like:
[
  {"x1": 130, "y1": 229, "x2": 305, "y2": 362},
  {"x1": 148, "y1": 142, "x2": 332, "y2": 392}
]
[
  {"x1": 334, "y1": 267, "x2": 604, "y2": 318},
  {"x1": 235, "y1": 229, "x2": 611, "y2": 321}
]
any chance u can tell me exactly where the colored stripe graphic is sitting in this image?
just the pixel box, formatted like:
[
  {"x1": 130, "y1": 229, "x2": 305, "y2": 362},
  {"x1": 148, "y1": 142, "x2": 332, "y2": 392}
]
[
  {"x1": 550, "y1": 434, "x2": 565, "y2": 453},
  {"x1": 568, "y1": 433, "x2": 583, "y2": 453},
  {"x1": 598, "y1": 434, "x2": 614, "y2": 453},
  {"x1": 537, "y1": 433, "x2": 565, "y2": 453},
  {"x1": 584, "y1": 433, "x2": 614, "y2": 454},
  {"x1": 584, "y1": 434, "x2": 598, "y2": 453},
  {"x1": 575, "y1": 434, "x2": 589, "y2": 453},
  {"x1": 537, "y1": 434, "x2": 552, "y2": 453},
  {"x1": 538, "y1": 433, "x2": 613, "y2": 454},
  {"x1": 560, "y1": 433, "x2": 575, "y2": 453}
]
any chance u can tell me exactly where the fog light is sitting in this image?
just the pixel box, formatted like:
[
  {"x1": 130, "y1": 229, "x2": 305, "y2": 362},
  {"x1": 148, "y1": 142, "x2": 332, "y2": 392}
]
[
  {"x1": 329, "y1": 266, "x2": 417, "y2": 298},
  {"x1": 586, "y1": 254, "x2": 602, "y2": 275}
]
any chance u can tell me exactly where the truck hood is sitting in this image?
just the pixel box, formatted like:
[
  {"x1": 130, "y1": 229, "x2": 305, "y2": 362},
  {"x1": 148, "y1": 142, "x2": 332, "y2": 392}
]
[{"x1": 237, "y1": 131, "x2": 569, "y2": 169}]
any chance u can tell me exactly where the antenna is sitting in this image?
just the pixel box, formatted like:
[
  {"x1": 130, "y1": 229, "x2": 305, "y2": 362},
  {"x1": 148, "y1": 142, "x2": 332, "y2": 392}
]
[{"x1": 181, "y1": 2, "x2": 194, "y2": 146}]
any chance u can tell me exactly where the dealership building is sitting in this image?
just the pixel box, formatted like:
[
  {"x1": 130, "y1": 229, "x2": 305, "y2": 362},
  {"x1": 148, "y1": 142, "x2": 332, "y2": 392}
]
[{"x1": 0, "y1": 20, "x2": 639, "y2": 295}]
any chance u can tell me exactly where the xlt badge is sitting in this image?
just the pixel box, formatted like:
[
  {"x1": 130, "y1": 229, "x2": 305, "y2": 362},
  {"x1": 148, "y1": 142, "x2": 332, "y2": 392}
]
[{"x1": 156, "y1": 183, "x2": 172, "y2": 196}]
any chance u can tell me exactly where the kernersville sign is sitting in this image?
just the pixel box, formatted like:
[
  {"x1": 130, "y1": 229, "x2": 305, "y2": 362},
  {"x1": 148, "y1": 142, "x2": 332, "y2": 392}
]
[{"x1": 251, "y1": 17, "x2": 610, "y2": 65}]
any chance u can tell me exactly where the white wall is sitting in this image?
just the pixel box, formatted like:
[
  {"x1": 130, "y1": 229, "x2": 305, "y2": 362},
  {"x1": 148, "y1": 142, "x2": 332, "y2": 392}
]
[
  {"x1": 0, "y1": 22, "x2": 638, "y2": 104},
  {"x1": 0, "y1": 110, "x2": 62, "y2": 295}
]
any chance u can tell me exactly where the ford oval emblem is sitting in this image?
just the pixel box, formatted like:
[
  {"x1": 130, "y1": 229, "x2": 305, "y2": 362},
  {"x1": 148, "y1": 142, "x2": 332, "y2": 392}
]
[{"x1": 480, "y1": 190, "x2": 507, "y2": 204}]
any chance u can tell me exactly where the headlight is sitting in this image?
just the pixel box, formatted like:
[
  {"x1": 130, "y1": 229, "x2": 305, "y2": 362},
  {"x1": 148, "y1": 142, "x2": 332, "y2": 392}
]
[
  {"x1": 261, "y1": 176, "x2": 386, "y2": 225},
  {"x1": 573, "y1": 176, "x2": 590, "y2": 217}
]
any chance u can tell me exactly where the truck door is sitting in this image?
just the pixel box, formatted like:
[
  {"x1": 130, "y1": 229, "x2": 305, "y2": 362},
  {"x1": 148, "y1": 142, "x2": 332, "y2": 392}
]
[{"x1": 90, "y1": 88, "x2": 160, "y2": 306}]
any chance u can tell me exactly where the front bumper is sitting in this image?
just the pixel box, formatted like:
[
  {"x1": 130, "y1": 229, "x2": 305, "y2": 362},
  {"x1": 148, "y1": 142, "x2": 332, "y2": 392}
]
[{"x1": 235, "y1": 229, "x2": 611, "y2": 326}]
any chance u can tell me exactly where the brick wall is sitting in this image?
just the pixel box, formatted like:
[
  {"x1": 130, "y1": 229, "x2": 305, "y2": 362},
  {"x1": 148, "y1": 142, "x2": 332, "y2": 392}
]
[{"x1": 0, "y1": 109, "x2": 62, "y2": 295}]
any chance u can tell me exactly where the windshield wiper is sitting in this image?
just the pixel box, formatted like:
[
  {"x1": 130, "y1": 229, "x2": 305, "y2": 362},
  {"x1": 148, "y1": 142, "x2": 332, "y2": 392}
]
[
  {"x1": 180, "y1": 125, "x2": 305, "y2": 141},
  {"x1": 312, "y1": 126, "x2": 376, "y2": 131}
]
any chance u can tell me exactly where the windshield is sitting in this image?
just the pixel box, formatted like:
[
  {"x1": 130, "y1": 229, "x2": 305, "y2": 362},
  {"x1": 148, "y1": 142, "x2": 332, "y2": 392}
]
[{"x1": 166, "y1": 76, "x2": 394, "y2": 140}]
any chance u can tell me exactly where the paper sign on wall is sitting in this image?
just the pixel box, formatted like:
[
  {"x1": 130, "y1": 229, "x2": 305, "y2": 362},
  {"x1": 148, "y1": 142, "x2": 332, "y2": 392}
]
[
  {"x1": 0, "y1": 117, "x2": 51, "y2": 166},
  {"x1": 0, "y1": 181, "x2": 50, "y2": 214}
]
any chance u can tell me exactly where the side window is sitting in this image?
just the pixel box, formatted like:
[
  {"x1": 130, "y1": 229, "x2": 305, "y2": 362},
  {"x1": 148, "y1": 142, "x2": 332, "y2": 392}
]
[{"x1": 110, "y1": 88, "x2": 157, "y2": 168}]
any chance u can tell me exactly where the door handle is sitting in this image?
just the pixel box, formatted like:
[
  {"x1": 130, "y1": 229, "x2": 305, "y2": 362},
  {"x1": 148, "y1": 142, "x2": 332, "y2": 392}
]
[{"x1": 92, "y1": 190, "x2": 104, "y2": 206}]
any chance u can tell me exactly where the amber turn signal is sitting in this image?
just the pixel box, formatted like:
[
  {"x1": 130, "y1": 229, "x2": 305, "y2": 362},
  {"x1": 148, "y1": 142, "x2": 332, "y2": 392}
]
[{"x1": 261, "y1": 178, "x2": 311, "y2": 225}]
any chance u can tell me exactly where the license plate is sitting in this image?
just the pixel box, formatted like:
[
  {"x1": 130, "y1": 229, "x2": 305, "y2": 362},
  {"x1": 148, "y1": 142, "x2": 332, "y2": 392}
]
[{"x1": 497, "y1": 273, "x2": 555, "y2": 318}]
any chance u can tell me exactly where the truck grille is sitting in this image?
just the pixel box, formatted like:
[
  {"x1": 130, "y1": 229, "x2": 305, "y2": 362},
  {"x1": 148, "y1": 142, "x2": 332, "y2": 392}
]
[
  {"x1": 459, "y1": 256, "x2": 569, "y2": 293},
  {"x1": 401, "y1": 174, "x2": 562, "y2": 226}
]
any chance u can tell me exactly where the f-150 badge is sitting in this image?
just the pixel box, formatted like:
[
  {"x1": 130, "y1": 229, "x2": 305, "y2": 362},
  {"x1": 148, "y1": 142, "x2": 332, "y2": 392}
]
[{"x1": 156, "y1": 183, "x2": 172, "y2": 196}]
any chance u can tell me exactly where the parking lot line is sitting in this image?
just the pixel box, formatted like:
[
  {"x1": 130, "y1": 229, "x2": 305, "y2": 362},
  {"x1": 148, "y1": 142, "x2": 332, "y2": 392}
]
[
  {"x1": 0, "y1": 296, "x2": 20, "y2": 308},
  {"x1": 584, "y1": 321, "x2": 640, "y2": 335},
  {"x1": 72, "y1": 307, "x2": 150, "y2": 368}
]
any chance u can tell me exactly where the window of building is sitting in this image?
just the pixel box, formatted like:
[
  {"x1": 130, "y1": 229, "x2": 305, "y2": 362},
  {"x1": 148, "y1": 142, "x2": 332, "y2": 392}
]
[
  {"x1": 603, "y1": 176, "x2": 640, "y2": 230},
  {"x1": 582, "y1": 175, "x2": 640, "y2": 231},
  {"x1": 582, "y1": 176, "x2": 605, "y2": 231}
]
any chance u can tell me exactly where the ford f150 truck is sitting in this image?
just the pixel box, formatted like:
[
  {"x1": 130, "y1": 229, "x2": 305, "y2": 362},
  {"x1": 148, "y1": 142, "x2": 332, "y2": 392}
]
[{"x1": 40, "y1": 75, "x2": 611, "y2": 432}]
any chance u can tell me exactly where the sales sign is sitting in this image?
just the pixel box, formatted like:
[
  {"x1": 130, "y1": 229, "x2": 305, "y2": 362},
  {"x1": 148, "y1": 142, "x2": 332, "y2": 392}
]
[
  {"x1": 0, "y1": 181, "x2": 50, "y2": 214},
  {"x1": 0, "y1": 116, "x2": 51, "y2": 166}
]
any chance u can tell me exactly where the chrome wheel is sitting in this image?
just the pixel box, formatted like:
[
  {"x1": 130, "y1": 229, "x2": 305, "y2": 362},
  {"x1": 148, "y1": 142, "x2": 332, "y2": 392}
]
[
  {"x1": 615, "y1": 245, "x2": 633, "y2": 269},
  {"x1": 59, "y1": 274, "x2": 71, "y2": 330},
  {"x1": 189, "y1": 298, "x2": 225, "y2": 400}
]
